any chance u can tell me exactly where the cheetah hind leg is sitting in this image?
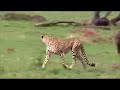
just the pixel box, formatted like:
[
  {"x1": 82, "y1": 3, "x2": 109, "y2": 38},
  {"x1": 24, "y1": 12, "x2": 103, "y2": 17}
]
[{"x1": 76, "y1": 52, "x2": 87, "y2": 70}]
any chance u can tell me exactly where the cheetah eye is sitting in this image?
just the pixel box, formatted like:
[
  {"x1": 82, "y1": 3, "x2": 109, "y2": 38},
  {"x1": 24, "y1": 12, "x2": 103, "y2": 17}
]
[{"x1": 41, "y1": 35, "x2": 44, "y2": 39}]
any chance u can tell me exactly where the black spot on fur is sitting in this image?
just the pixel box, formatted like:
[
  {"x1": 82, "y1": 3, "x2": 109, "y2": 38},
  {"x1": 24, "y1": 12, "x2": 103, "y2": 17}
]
[
  {"x1": 41, "y1": 35, "x2": 44, "y2": 39},
  {"x1": 91, "y1": 63, "x2": 95, "y2": 67}
]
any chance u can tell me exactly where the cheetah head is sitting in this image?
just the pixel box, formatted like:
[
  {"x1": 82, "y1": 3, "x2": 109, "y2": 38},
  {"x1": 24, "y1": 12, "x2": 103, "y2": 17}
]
[{"x1": 41, "y1": 35, "x2": 44, "y2": 39}]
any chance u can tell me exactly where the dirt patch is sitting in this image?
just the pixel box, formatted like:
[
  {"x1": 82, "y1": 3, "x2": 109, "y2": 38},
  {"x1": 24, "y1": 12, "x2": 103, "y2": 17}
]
[
  {"x1": 81, "y1": 28, "x2": 101, "y2": 38},
  {"x1": 71, "y1": 27, "x2": 100, "y2": 37},
  {"x1": 71, "y1": 28, "x2": 81, "y2": 33},
  {"x1": 79, "y1": 35, "x2": 90, "y2": 43},
  {"x1": 81, "y1": 19, "x2": 92, "y2": 26},
  {"x1": 92, "y1": 37, "x2": 113, "y2": 43},
  {"x1": 31, "y1": 15, "x2": 47, "y2": 23},
  {"x1": 2, "y1": 13, "x2": 31, "y2": 20},
  {"x1": 108, "y1": 64, "x2": 120, "y2": 70},
  {"x1": 1, "y1": 13, "x2": 47, "y2": 22},
  {"x1": 5, "y1": 48, "x2": 16, "y2": 54},
  {"x1": 71, "y1": 27, "x2": 113, "y2": 43}
]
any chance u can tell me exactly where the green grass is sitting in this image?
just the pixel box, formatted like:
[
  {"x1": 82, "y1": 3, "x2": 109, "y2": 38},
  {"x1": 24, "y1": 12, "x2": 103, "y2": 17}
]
[{"x1": 0, "y1": 11, "x2": 120, "y2": 78}]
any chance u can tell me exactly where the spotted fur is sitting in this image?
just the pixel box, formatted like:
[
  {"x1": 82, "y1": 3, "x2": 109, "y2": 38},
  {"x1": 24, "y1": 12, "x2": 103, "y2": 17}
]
[{"x1": 41, "y1": 35, "x2": 95, "y2": 70}]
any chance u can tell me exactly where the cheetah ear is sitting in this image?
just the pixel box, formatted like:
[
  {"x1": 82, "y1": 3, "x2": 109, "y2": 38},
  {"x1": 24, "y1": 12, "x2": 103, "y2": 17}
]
[{"x1": 41, "y1": 35, "x2": 44, "y2": 39}]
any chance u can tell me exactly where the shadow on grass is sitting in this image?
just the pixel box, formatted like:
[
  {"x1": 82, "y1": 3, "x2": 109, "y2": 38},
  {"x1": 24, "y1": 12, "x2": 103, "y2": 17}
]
[
  {"x1": 0, "y1": 65, "x2": 6, "y2": 75},
  {"x1": 48, "y1": 68, "x2": 61, "y2": 75},
  {"x1": 86, "y1": 68, "x2": 106, "y2": 73},
  {"x1": 32, "y1": 56, "x2": 43, "y2": 69}
]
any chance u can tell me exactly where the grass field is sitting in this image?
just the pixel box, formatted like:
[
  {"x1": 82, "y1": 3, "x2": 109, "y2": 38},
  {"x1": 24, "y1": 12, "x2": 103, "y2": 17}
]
[{"x1": 0, "y1": 11, "x2": 120, "y2": 78}]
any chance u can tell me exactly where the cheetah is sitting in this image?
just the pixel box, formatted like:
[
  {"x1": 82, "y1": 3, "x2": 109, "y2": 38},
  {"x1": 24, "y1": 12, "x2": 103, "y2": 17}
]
[{"x1": 41, "y1": 35, "x2": 95, "y2": 70}]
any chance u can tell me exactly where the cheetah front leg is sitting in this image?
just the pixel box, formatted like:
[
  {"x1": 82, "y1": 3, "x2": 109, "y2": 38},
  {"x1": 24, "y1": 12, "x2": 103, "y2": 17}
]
[
  {"x1": 42, "y1": 50, "x2": 51, "y2": 69},
  {"x1": 68, "y1": 51, "x2": 77, "y2": 69},
  {"x1": 60, "y1": 53, "x2": 69, "y2": 69}
]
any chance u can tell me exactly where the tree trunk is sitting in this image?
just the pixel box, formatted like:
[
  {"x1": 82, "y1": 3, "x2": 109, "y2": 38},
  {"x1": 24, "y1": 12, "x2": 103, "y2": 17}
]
[
  {"x1": 111, "y1": 13, "x2": 120, "y2": 25},
  {"x1": 35, "y1": 20, "x2": 81, "y2": 26}
]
